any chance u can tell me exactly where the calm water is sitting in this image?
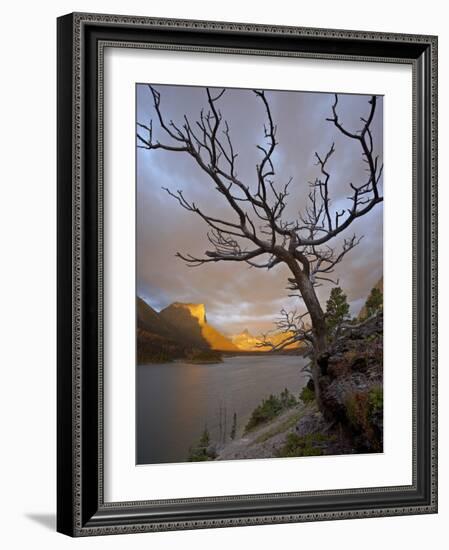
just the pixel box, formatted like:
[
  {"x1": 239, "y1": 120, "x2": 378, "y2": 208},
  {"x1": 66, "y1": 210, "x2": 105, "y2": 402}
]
[{"x1": 137, "y1": 355, "x2": 308, "y2": 464}]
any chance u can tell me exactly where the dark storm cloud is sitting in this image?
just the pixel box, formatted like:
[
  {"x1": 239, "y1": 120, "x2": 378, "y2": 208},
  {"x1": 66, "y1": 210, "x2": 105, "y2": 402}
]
[{"x1": 136, "y1": 84, "x2": 383, "y2": 335}]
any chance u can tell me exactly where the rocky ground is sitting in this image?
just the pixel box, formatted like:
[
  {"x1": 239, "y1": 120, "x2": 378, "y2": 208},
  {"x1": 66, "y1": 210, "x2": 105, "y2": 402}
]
[{"x1": 216, "y1": 402, "x2": 356, "y2": 460}]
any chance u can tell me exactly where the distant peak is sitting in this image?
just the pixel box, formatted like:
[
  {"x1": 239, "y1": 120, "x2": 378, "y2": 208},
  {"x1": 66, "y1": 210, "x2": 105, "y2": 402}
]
[{"x1": 234, "y1": 328, "x2": 252, "y2": 338}]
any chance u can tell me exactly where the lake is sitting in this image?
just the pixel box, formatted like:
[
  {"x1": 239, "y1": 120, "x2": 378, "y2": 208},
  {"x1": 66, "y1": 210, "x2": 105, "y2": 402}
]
[{"x1": 137, "y1": 354, "x2": 308, "y2": 464}]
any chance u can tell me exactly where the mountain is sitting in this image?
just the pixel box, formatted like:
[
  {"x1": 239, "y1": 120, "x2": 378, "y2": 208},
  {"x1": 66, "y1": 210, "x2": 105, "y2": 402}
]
[
  {"x1": 137, "y1": 298, "x2": 301, "y2": 361},
  {"x1": 231, "y1": 329, "x2": 263, "y2": 351},
  {"x1": 137, "y1": 298, "x2": 188, "y2": 362},
  {"x1": 137, "y1": 297, "x2": 172, "y2": 338},
  {"x1": 160, "y1": 302, "x2": 239, "y2": 351},
  {"x1": 231, "y1": 328, "x2": 301, "y2": 351}
]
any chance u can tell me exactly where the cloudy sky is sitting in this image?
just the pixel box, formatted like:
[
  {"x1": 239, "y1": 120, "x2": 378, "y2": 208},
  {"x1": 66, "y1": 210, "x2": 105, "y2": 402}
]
[{"x1": 136, "y1": 84, "x2": 383, "y2": 336}]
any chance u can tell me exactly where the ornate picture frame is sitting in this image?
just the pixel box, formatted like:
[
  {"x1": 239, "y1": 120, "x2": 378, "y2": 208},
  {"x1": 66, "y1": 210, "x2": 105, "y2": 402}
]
[{"x1": 57, "y1": 12, "x2": 437, "y2": 536}]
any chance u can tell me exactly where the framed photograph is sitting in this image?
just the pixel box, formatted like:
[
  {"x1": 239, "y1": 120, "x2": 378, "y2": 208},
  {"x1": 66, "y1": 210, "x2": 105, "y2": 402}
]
[{"x1": 57, "y1": 12, "x2": 438, "y2": 536}]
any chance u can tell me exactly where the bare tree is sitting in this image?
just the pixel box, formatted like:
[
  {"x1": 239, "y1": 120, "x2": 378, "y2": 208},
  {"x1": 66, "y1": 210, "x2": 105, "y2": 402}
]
[{"x1": 137, "y1": 86, "x2": 383, "y2": 406}]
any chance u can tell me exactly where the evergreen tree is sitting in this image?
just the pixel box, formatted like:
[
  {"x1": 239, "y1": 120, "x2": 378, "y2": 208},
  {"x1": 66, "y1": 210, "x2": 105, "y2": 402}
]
[
  {"x1": 326, "y1": 287, "x2": 350, "y2": 333},
  {"x1": 365, "y1": 287, "x2": 383, "y2": 317},
  {"x1": 188, "y1": 425, "x2": 215, "y2": 461},
  {"x1": 199, "y1": 426, "x2": 210, "y2": 448}
]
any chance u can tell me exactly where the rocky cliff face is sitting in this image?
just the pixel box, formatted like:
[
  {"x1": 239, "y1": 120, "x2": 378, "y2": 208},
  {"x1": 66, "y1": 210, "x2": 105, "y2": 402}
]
[
  {"x1": 160, "y1": 302, "x2": 238, "y2": 351},
  {"x1": 317, "y1": 313, "x2": 383, "y2": 452},
  {"x1": 168, "y1": 302, "x2": 207, "y2": 325}
]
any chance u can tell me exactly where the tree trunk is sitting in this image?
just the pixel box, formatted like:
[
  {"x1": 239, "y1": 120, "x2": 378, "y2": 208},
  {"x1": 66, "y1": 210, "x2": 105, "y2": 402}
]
[{"x1": 287, "y1": 261, "x2": 328, "y2": 411}]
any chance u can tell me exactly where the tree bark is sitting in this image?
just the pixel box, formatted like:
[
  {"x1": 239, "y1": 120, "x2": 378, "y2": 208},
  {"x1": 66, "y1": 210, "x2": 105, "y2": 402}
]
[
  {"x1": 297, "y1": 274, "x2": 327, "y2": 409},
  {"x1": 283, "y1": 256, "x2": 327, "y2": 409}
]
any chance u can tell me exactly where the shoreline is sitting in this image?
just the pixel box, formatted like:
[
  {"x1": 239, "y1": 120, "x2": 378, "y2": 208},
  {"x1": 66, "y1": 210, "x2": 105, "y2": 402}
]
[{"x1": 139, "y1": 350, "x2": 306, "y2": 365}]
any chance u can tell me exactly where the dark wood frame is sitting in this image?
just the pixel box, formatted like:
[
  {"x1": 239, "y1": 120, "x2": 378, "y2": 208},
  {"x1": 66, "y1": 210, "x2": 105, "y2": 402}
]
[{"x1": 57, "y1": 12, "x2": 438, "y2": 537}]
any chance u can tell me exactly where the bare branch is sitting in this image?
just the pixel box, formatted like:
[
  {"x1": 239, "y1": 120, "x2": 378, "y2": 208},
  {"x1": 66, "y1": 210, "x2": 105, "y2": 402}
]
[
  {"x1": 176, "y1": 243, "x2": 266, "y2": 267},
  {"x1": 257, "y1": 308, "x2": 314, "y2": 352},
  {"x1": 138, "y1": 86, "x2": 383, "y2": 360},
  {"x1": 296, "y1": 93, "x2": 383, "y2": 247},
  {"x1": 334, "y1": 311, "x2": 382, "y2": 341}
]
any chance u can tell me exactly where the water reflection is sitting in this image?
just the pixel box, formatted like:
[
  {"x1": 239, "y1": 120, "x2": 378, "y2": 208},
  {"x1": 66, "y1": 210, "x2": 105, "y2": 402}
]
[{"x1": 137, "y1": 354, "x2": 307, "y2": 464}]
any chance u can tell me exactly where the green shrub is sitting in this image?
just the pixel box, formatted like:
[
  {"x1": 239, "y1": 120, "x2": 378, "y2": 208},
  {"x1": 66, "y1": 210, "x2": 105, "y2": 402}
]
[
  {"x1": 344, "y1": 386, "x2": 383, "y2": 452},
  {"x1": 299, "y1": 385, "x2": 315, "y2": 404},
  {"x1": 244, "y1": 389, "x2": 297, "y2": 433},
  {"x1": 188, "y1": 426, "x2": 216, "y2": 461},
  {"x1": 345, "y1": 391, "x2": 369, "y2": 431},
  {"x1": 368, "y1": 386, "x2": 383, "y2": 415},
  {"x1": 367, "y1": 385, "x2": 383, "y2": 428},
  {"x1": 280, "y1": 388, "x2": 297, "y2": 408},
  {"x1": 277, "y1": 432, "x2": 334, "y2": 458},
  {"x1": 244, "y1": 395, "x2": 282, "y2": 432},
  {"x1": 364, "y1": 287, "x2": 383, "y2": 317},
  {"x1": 345, "y1": 386, "x2": 383, "y2": 432}
]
